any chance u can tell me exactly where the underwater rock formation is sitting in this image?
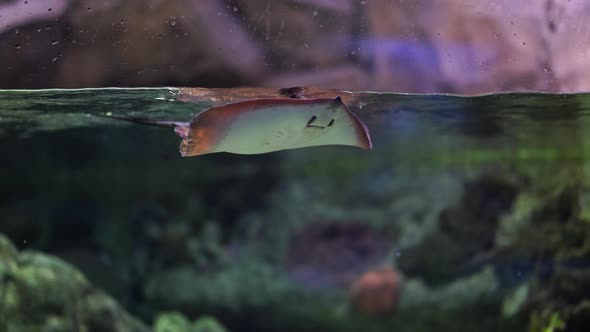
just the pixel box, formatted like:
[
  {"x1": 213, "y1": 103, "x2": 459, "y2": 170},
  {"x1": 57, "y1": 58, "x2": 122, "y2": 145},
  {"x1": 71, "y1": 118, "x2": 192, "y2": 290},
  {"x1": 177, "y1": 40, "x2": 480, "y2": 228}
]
[
  {"x1": 495, "y1": 181, "x2": 590, "y2": 331},
  {"x1": 393, "y1": 165, "x2": 590, "y2": 331},
  {"x1": 285, "y1": 220, "x2": 393, "y2": 288},
  {"x1": 397, "y1": 173, "x2": 520, "y2": 284},
  {"x1": 0, "y1": 233, "x2": 150, "y2": 332}
]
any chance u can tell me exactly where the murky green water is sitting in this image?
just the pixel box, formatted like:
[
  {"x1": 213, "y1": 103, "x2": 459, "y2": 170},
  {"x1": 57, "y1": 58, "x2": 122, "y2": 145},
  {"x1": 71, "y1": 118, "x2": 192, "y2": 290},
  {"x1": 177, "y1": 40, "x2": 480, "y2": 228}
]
[
  {"x1": 1, "y1": 88, "x2": 589, "y2": 332},
  {"x1": 1, "y1": 88, "x2": 588, "y2": 163}
]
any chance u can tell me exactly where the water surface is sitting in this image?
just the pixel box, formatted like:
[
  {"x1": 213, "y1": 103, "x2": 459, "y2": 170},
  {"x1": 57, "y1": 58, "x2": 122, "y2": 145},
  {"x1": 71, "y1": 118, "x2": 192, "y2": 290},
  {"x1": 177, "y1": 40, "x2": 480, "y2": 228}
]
[{"x1": 1, "y1": 87, "x2": 588, "y2": 165}]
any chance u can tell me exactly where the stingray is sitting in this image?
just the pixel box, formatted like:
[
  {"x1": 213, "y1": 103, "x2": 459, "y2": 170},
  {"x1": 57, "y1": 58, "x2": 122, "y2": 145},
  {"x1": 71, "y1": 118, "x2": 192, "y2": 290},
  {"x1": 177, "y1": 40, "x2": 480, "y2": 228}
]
[{"x1": 104, "y1": 97, "x2": 372, "y2": 156}]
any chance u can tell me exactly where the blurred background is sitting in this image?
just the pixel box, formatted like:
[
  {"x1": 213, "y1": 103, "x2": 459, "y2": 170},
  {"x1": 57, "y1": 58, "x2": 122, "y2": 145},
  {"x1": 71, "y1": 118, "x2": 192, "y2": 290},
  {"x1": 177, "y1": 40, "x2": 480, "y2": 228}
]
[
  {"x1": 2, "y1": 1, "x2": 590, "y2": 332},
  {"x1": 1, "y1": 0, "x2": 590, "y2": 93}
]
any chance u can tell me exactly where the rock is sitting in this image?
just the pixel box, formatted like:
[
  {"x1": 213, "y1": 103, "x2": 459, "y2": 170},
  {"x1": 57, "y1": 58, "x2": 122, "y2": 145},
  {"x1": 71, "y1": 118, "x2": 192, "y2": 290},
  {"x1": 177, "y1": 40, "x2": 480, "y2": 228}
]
[
  {"x1": 238, "y1": 0, "x2": 356, "y2": 69},
  {"x1": 397, "y1": 173, "x2": 519, "y2": 283},
  {"x1": 285, "y1": 220, "x2": 393, "y2": 288},
  {"x1": 480, "y1": 170, "x2": 590, "y2": 330},
  {"x1": 0, "y1": 233, "x2": 150, "y2": 332},
  {"x1": 2, "y1": 0, "x2": 590, "y2": 92},
  {"x1": 55, "y1": 0, "x2": 267, "y2": 87}
]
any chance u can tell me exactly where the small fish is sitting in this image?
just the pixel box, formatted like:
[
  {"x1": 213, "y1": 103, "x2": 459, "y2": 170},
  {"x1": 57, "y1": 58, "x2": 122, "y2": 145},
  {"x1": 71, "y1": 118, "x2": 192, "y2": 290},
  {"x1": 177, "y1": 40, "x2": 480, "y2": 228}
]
[{"x1": 103, "y1": 97, "x2": 372, "y2": 156}]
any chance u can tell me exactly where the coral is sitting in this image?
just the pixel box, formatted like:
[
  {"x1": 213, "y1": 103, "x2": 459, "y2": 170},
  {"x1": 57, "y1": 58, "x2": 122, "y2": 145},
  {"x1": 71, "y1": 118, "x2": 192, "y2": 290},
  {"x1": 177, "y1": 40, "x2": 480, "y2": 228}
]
[
  {"x1": 399, "y1": 266, "x2": 500, "y2": 310},
  {"x1": 143, "y1": 261, "x2": 296, "y2": 315},
  {"x1": 154, "y1": 312, "x2": 229, "y2": 332},
  {"x1": 349, "y1": 266, "x2": 401, "y2": 315},
  {"x1": 193, "y1": 316, "x2": 229, "y2": 332},
  {"x1": 486, "y1": 166, "x2": 590, "y2": 331},
  {"x1": 0, "y1": 233, "x2": 150, "y2": 332},
  {"x1": 154, "y1": 312, "x2": 192, "y2": 332}
]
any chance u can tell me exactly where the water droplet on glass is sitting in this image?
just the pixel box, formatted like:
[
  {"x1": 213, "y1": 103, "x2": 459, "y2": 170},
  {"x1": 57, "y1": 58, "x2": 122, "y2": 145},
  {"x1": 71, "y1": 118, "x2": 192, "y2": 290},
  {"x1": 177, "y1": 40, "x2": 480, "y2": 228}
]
[
  {"x1": 36, "y1": 27, "x2": 41, "y2": 32},
  {"x1": 171, "y1": 21, "x2": 176, "y2": 26},
  {"x1": 304, "y1": 43, "x2": 310, "y2": 48},
  {"x1": 52, "y1": 56, "x2": 58, "y2": 62},
  {"x1": 15, "y1": 44, "x2": 21, "y2": 50},
  {"x1": 51, "y1": 40, "x2": 59, "y2": 45},
  {"x1": 312, "y1": 10, "x2": 319, "y2": 17},
  {"x1": 233, "y1": 6, "x2": 238, "y2": 12}
]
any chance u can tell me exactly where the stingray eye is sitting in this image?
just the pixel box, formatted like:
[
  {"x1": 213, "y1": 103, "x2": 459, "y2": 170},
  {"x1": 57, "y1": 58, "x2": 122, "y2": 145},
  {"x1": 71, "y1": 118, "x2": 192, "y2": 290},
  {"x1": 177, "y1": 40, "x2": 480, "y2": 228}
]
[
  {"x1": 307, "y1": 115, "x2": 318, "y2": 126},
  {"x1": 328, "y1": 119, "x2": 335, "y2": 127}
]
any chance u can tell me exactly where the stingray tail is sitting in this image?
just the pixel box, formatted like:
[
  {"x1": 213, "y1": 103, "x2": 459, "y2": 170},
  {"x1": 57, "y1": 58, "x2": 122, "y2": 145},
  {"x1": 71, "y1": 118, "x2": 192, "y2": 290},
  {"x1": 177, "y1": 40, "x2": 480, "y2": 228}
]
[
  {"x1": 96, "y1": 113, "x2": 190, "y2": 139},
  {"x1": 96, "y1": 113, "x2": 181, "y2": 127}
]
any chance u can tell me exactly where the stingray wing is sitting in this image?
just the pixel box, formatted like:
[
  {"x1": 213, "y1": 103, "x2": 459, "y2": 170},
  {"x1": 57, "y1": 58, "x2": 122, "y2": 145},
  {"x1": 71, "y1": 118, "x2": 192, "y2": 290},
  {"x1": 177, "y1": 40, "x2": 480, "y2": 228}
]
[{"x1": 179, "y1": 97, "x2": 372, "y2": 156}]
